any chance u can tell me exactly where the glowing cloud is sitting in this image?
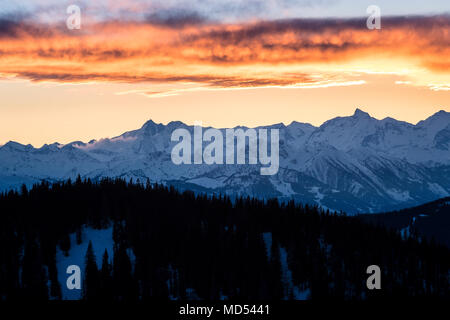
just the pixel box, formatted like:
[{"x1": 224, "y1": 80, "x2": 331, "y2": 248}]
[{"x1": 0, "y1": 15, "x2": 448, "y2": 94}]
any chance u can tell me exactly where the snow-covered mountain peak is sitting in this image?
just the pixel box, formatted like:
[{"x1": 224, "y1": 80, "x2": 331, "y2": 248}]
[
  {"x1": 417, "y1": 109, "x2": 450, "y2": 128},
  {"x1": 320, "y1": 108, "x2": 376, "y2": 129},
  {"x1": 1, "y1": 109, "x2": 449, "y2": 214},
  {"x1": 38, "y1": 143, "x2": 63, "y2": 153},
  {"x1": 1, "y1": 141, "x2": 33, "y2": 151},
  {"x1": 288, "y1": 121, "x2": 316, "y2": 129},
  {"x1": 167, "y1": 121, "x2": 187, "y2": 129},
  {"x1": 140, "y1": 119, "x2": 166, "y2": 137},
  {"x1": 259, "y1": 122, "x2": 286, "y2": 130},
  {"x1": 430, "y1": 109, "x2": 450, "y2": 118},
  {"x1": 352, "y1": 108, "x2": 371, "y2": 119},
  {"x1": 141, "y1": 119, "x2": 158, "y2": 128},
  {"x1": 307, "y1": 108, "x2": 379, "y2": 151}
]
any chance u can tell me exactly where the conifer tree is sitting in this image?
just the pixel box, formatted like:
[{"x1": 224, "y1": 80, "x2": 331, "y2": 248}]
[
  {"x1": 83, "y1": 241, "x2": 100, "y2": 300},
  {"x1": 100, "y1": 249, "x2": 113, "y2": 300}
]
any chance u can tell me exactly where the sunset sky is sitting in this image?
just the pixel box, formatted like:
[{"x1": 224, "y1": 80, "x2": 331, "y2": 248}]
[{"x1": 0, "y1": 0, "x2": 449, "y2": 147}]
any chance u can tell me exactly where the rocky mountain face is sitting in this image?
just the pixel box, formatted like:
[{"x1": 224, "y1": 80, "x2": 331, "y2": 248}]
[{"x1": 1, "y1": 109, "x2": 449, "y2": 214}]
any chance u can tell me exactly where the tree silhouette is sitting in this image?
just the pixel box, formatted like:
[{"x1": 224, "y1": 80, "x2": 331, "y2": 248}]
[
  {"x1": 83, "y1": 241, "x2": 100, "y2": 300},
  {"x1": 0, "y1": 178, "x2": 448, "y2": 300}
]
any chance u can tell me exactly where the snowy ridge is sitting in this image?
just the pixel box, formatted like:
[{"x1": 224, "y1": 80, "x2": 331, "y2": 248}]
[{"x1": 1, "y1": 109, "x2": 449, "y2": 214}]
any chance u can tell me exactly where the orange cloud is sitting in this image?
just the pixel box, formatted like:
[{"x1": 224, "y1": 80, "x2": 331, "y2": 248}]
[{"x1": 0, "y1": 15, "x2": 448, "y2": 91}]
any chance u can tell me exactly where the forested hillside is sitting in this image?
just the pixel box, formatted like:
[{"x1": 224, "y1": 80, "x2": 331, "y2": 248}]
[
  {"x1": 359, "y1": 197, "x2": 450, "y2": 247},
  {"x1": 0, "y1": 178, "x2": 449, "y2": 300}
]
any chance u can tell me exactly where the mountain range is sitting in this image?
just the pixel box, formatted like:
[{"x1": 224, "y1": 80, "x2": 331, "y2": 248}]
[{"x1": 1, "y1": 108, "x2": 449, "y2": 214}]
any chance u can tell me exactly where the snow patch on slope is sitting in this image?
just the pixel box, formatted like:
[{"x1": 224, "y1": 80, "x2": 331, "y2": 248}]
[
  {"x1": 56, "y1": 226, "x2": 113, "y2": 300},
  {"x1": 279, "y1": 247, "x2": 310, "y2": 300}
]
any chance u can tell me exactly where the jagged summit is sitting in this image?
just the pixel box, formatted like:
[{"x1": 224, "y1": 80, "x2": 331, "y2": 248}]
[
  {"x1": 352, "y1": 108, "x2": 371, "y2": 119},
  {"x1": 167, "y1": 120, "x2": 187, "y2": 128},
  {"x1": 2, "y1": 141, "x2": 33, "y2": 151},
  {"x1": 428, "y1": 109, "x2": 450, "y2": 120},
  {"x1": 4, "y1": 141, "x2": 24, "y2": 148},
  {"x1": 435, "y1": 109, "x2": 449, "y2": 115},
  {"x1": 416, "y1": 109, "x2": 450, "y2": 127},
  {"x1": 288, "y1": 120, "x2": 315, "y2": 127},
  {"x1": 141, "y1": 119, "x2": 158, "y2": 129}
]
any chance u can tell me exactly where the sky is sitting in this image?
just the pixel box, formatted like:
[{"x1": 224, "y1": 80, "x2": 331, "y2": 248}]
[{"x1": 0, "y1": 0, "x2": 449, "y2": 146}]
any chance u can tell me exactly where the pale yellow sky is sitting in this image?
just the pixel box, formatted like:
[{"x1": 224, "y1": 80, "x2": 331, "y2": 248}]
[{"x1": 0, "y1": 73, "x2": 448, "y2": 147}]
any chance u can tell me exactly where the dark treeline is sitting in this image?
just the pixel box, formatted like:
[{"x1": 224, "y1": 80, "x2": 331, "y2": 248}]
[
  {"x1": 359, "y1": 197, "x2": 450, "y2": 248},
  {"x1": 0, "y1": 177, "x2": 449, "y2": 300}
]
